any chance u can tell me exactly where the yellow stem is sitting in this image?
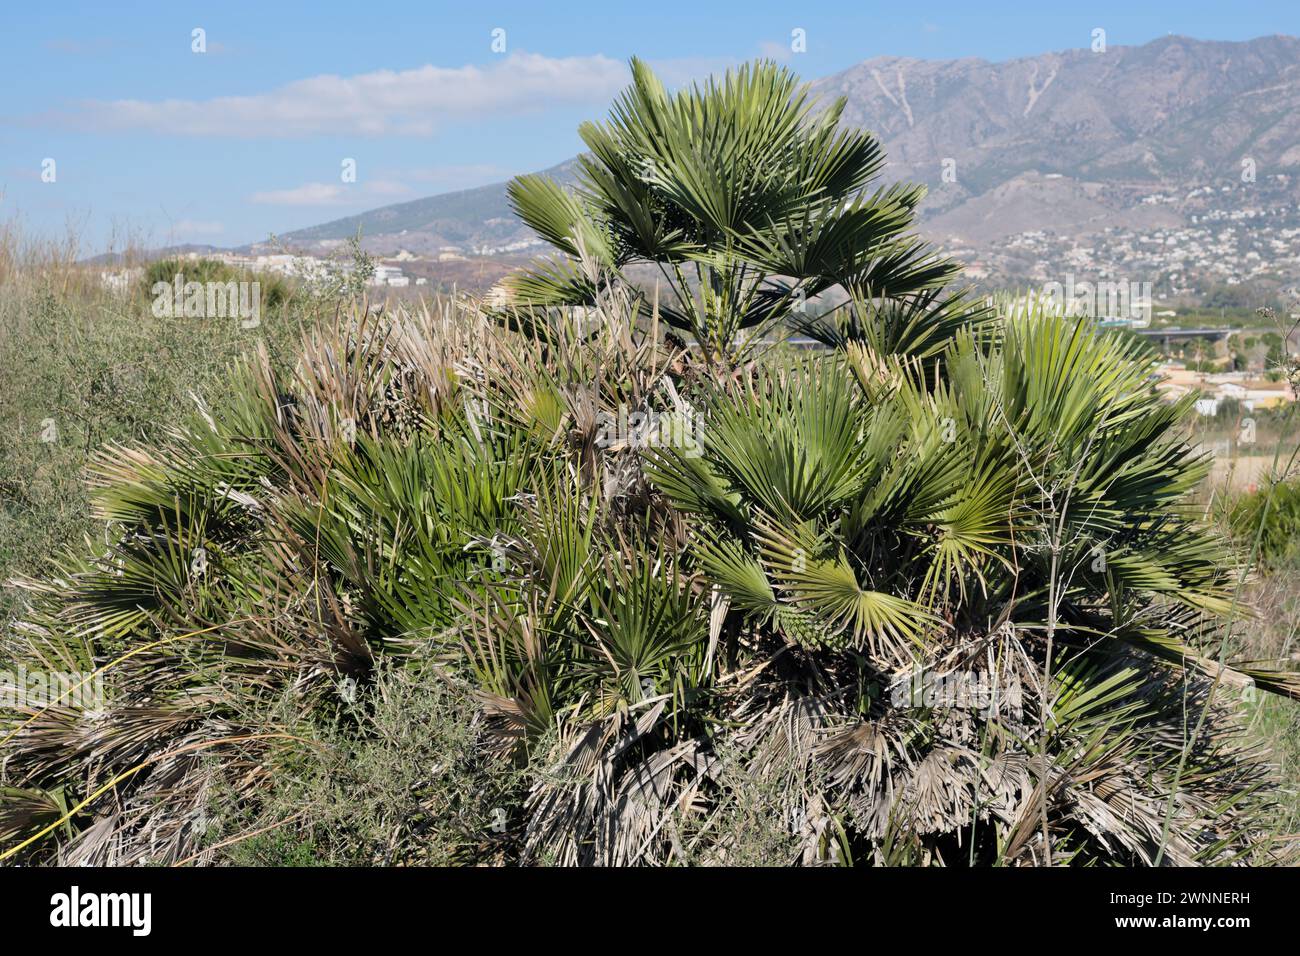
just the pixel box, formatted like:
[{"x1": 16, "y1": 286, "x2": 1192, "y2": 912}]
[
  {"x1": 0, "y1": 731, "x2": 317, "y2": 862},
  {"x1": 0, "y1": 617, "x2": 259, "y2": 750}
]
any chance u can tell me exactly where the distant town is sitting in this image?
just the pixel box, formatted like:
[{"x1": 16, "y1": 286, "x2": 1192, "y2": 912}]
[{"x1": 952, "y1": 178, "x2": 1300, "y2": 304}]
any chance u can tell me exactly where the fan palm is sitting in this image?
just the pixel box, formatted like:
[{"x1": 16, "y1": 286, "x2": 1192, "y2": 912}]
[
  {"x1": 505, "y1": 58, "x2": 965, "y2": 363},
  {"x1": 643, "y1": 312, "x2": 1296, "y2": 863}
]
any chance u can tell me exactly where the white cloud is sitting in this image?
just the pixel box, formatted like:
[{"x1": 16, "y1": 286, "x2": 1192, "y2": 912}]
[{"x1": 58, "y1": 52, "x2": 628, "y2": 138}]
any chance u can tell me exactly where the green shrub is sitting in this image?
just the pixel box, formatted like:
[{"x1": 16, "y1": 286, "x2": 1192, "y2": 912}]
[
  {"x1": 1228, "y1": 479, "x2": 1300, "y2": 570},
  {"x1": 215, "y1": 664, "x2": 521, "y2": 867},
  {"x1": 142, "y1": 257, "x2": 294, "y2": 309}
]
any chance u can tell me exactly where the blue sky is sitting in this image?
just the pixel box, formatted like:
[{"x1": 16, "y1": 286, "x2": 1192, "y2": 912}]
[{"x1": 4, "y1": 1, "x2": 1298, "y2": 253}]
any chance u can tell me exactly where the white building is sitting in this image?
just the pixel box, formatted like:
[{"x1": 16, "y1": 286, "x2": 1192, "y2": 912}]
[{"x1": 370, "y1": 264, "x2": 410, "y2": 287}]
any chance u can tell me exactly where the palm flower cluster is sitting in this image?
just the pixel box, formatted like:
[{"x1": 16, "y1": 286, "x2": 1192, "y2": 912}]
[{"x1": 2, "y1": 59, "x2": 1296, "y2": 866}]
